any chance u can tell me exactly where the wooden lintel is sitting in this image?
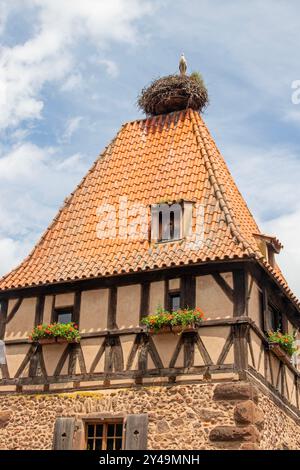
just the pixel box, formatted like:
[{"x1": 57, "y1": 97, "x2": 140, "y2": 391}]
[
  {"x1": 0, "y1": 363, "x2": 235, "y2": 387},
  {"x1": 0, "y1": 260, "x2": 248, "y2": 300}
]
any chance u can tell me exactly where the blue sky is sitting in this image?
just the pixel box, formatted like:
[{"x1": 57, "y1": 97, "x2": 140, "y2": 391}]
[{"x1": 0, "y1": 0, "x2": 300, "y2": 295}]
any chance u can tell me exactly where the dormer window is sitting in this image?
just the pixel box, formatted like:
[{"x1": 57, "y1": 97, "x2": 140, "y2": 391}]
[
  {"x1": 151, "y1": 200, "x2": 193, "y2": 243},
  {"x1": 153, "y1": 203, "x2": 182, "y2": 242},
  {"x1": 253, "y1": 233, "x2": 283, "y2": 268}
]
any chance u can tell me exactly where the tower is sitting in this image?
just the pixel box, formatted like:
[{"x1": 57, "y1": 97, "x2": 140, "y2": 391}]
[{"x1": 0, "y1": 69, "x2": 299, "y2": 450}]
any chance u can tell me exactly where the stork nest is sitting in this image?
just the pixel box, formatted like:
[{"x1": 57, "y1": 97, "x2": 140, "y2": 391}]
[{"x1": 138, "y1": 73, "x2": 209, "y2": 116}]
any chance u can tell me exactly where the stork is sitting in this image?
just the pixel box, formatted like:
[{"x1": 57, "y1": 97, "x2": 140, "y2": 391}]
[{"x1": 179, "y1": 53, "x2": 187, "y2": 76}]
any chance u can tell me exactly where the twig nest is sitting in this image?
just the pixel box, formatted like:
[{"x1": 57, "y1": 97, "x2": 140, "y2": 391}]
[{"x1": 138, "y1": 73, "x2": 209, "y2": 116}]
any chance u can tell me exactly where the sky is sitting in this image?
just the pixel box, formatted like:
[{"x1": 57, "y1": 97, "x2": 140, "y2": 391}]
[{"x1": 0, "y1": 0, "x2": 300, "y2": 296}]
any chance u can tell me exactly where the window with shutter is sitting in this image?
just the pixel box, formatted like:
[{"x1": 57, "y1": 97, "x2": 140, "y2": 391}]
[
  {"x1": 53, "y1": 414, "x2": 148, "y2": 450},
  {"x1": 85, "y1": 420, "x2": 124, "y2": 450}
]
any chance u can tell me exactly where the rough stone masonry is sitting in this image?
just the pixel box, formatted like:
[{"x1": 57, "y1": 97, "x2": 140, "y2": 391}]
[{"x1": 0, "y1": 381, "x2": 299, "y2": 450}]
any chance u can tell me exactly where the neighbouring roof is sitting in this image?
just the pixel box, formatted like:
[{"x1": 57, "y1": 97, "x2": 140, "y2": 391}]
[{"x1": 0, "y1": 109, "x2": 298, "y2": 307}]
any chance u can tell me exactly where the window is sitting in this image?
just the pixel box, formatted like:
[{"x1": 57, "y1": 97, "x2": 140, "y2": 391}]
[
  {"x1": 268, "y1": 304, "x2": 283, "y2": 332},
  {"x1": 54, "y1": 307, "x2": 73, "y2": 324},
  {"x1": 168, "y1": 292, "x2": 181, "y2": 311},
  {"x1": 86, "y1": 421, "x2": 124, "y2": 450},
  {"x1": 151, "y1": 202, "x2": 182, "y2": 242}
]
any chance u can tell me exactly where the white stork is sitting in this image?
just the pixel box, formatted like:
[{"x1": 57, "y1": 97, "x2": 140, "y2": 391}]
[{"x1": 179, "y1": 53, "x2": 187, "y2": 76}]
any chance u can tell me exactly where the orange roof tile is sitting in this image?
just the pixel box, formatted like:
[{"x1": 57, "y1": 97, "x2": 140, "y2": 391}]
[{"x1": 0, "y1": 109, "x2": 298, "y2": 307}]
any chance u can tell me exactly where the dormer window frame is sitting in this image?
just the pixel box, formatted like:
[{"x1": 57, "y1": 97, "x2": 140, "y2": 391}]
[
  {"x1": 150, "y1": 199, "x2": 194, "y2": 244},
  {"x1": 253, "y1": 233, "x2": 283, "y2": 268}
]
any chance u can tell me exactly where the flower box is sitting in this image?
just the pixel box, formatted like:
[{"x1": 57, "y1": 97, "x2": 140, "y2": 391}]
[
  {"x1": 36, "y1": 338, "x2": 77, "y2": 345},
  {"x1": 268, "y1": 342, "x2": 287, "y2": 358},
  {"x1": 141, "y1": 306, "x2": 205, "y2": 335},
  {"x1": 36, "y1": 338, "x2": 56, "y2": 345},
  {"x1": 148, "y1": 325, "x2": 198, "y2": 335},
  {"x1": 29, "y1": 322, "x2": 81, "y2": 344},
  {"x1": 268, "y1": 342, "x2": 292, "y2": 364},
  {"x1": 267, "y1": 330, "x2": 297, "y2": 359}
]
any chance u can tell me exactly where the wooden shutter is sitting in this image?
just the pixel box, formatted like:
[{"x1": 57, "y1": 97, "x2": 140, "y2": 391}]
[
  {"x1": 125, "y1": 414, "x2": 148, "y2": 450},
  {"x1": 53, "y1": 417, "x2": 75, "y2": 450}
]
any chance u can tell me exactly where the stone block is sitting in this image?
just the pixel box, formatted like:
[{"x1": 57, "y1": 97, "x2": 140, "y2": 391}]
[
  {"x1": 0, "y1": 411, "x2": 11, "y2": 428},
  {"x1": 213, "y1": 382, "x2": 258, "y2": 403},
  {"x1": 156, "y1": 419, "x2": 170, "y2": 434},
  {"x1": 240, "y1": 442, "x2": 260, "y2": 450},
  {"x1": 234, "y1": 400, "x2": 264, "y2": 429},
  {"x1": 199, "y1": 409, "x2": 221, "y2": 421},
  {"x1": 209, "y1": 425, "x2": 260, "y2": 443}
]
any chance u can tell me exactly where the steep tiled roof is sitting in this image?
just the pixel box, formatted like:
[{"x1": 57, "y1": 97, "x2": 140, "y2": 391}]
[{"x1": 0, "y1": 109, "x2": 298, "y2": 307}]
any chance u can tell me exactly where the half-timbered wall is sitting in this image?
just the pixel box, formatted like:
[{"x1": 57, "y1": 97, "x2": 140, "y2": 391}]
[
  {"x1": 116, "y1": 285, "x2": 140, "y2": 328},
  {"x1": 247, "y1": 278, "x2": 263, "y2": 328},
  {"x1": 149, "y1": 281, "x2": 164, "y2": 313},
  {"x1": 80, "y1": 289, "x2": 109, "y2": 333},
  {"x1": 0, "y1": 264, "x2": 300, "y2": 419},
  {"x1": 196, "y1": 273, "x2": 234, "y2": 319},
  {"x1": 5, "y1": 298, "x2": 36, "y2": 340}
]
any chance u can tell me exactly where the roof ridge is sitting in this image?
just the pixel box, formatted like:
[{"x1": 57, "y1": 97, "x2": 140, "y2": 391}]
[{"x1": 189, "y1": 109, "x2": 262, "y2": 260}]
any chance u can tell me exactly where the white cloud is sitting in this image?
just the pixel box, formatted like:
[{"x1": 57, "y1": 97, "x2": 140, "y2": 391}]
[
  {"x1": 224, "y1": 143, "x2": 300, "y2": 297},
  {"x1": 61, "y1": 116, "x2": 83, "y2": 142},
  {"x1": 0, "y1": 141, "x2": 86, "y2": 270},
  {"x1": 0, "y1": 2, "x2": 8, "y2": 36},
  {"x1": 226, "y1": 145, "x2": 300, "y2": 219},
  {"x1": 0, "y1": 0, "x2": 153, "y2": 130},
  {"x1": 0, "y1": 237, "x2": 33, "y2": 275},
  {"x1": 0, "y1": 0, "x2": 155, "y2": 280},
  {"x1": 263, "y1": 210, "x2": 300, "y2": 298},
  {"x1": 60, "y1": 73, "x2": 82, "y2": 92},
  {"x1": 97, "y1": 59, "x2": 119, "y2": 78},
  {"x1": 160, "y1": 0, "x2": 300, "y2": 122},
  {"x1": 283, "y1": 109, "x2": 300, "y2": 126},
  {"x1": 0, "y1": 142, "x2": 89, "y2": 272}
]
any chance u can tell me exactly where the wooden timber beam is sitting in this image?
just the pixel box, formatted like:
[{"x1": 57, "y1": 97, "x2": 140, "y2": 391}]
[{"x1": 233, "y1": 269, "x2": 247, "y2": 317}]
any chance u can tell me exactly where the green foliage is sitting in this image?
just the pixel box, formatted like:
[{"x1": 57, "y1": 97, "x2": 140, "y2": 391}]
[
  {"x1": 190, "y1": 71, "x2": 205, "y2": 85},
  {"x1": 30, "y1": 322, "x2": 81, "y2": 343},
  {"x1": 141, "y1": 306, "x2": 205, "y2": 333},
  {"x1": 267, "y1": 330, "x2": 298, "y2": 356}
]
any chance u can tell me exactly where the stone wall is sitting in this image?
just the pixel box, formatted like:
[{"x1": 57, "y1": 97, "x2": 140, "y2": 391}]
[
  {"x1": 259, "y1": 392, "x2": 300, "y2": 450},
  {"x1": 0, "y1": 381, "x2": 299, "y2": 450}
]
